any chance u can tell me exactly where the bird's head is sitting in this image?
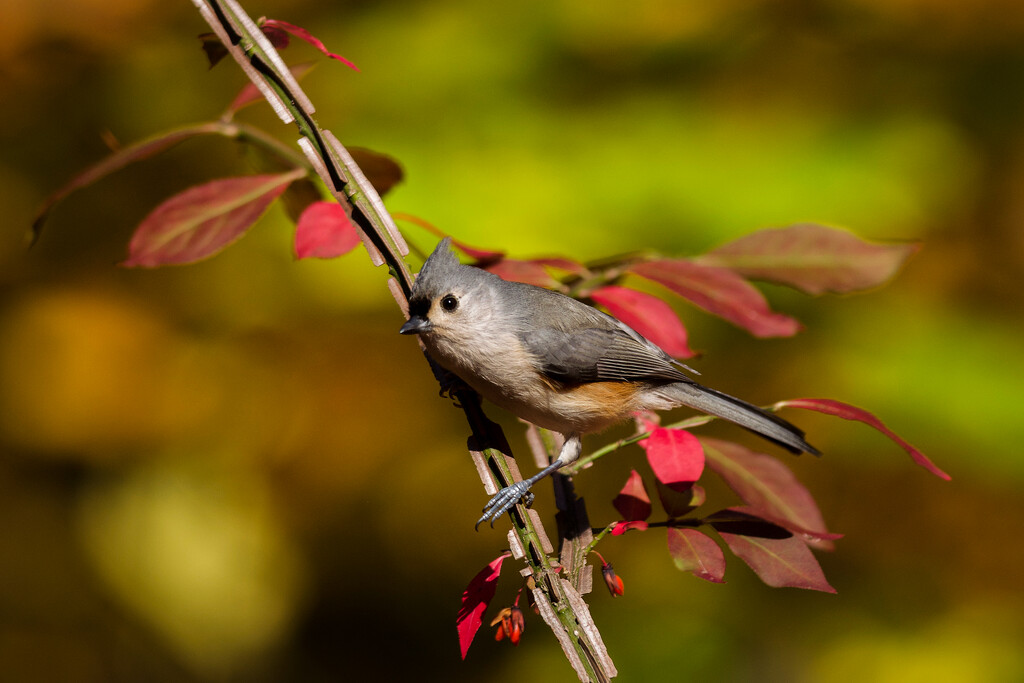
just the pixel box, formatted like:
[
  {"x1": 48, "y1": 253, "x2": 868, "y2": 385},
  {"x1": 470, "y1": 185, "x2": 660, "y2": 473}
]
[{"x1": 399, "y1": 238, "x2": 498, "y2": 343}]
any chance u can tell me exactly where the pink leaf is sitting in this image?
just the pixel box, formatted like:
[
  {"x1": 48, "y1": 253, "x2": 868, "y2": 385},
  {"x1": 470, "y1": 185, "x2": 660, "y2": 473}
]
[
  {"x1": 714, "y1": 508, "x2": 836, "y2": 593},
  {"x1": 294, "y1": 201, "x2": 360, "y2": 259},
  {"x1": 260, "y1": 19, "x2": 360, "y2": 71},
  {"x1": 227, "y1": 61, "x2": 316, "y2": 114},
  {"x1": 456, "y1": 553, "x2": 508, "y2": 660},
  {"x1": 776, "y1": 398, "x2": 950, "y2": 480},
  {"x1": 123, "y1": 170, "x2": 303, "y2": 268},
  {"x1": 667, "y1": 528, "x2": 726, "y2": 583},
  {"x1": 612, "y1": 470, "x2": 652, "y2": 521},
  {"x1": 697, "y1": 223, "x2": 921, "y2": 295},
  {"x1": 611, "y1": 520, "x2": 649, "y2": 536},
  {"x1": 484, "y1": 259, "x2": 561, "y2": 288},
  {"x1": 702, "y1": 437, "x2": 839, "y2": 550},
  {"x1": 629, "y1": 259, "x2": 801, "y2": 338},
  {"x1": 639, "y1": 427, "x2": 705, "y2": 491},
  {"x1": 591, "y1": 285, "x2": 695, "y2": 358}
]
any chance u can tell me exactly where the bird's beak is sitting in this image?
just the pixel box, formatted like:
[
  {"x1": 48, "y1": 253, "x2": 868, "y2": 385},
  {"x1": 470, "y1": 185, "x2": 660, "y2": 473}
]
[{"x1": 399, "y1": 315, "x2": 432, "y2": 335}]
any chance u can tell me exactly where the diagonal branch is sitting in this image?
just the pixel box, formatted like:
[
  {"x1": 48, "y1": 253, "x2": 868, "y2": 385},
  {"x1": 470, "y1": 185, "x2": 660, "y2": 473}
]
[{"x1": 189, "y1": 1, "x2": 615, "y2": 679}]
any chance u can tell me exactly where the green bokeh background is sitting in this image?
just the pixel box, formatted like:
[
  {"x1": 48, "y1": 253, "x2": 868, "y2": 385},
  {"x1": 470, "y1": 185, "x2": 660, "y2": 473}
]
[{"x1": 2, "y1": 1, "x2": 1023, "y2": 681}]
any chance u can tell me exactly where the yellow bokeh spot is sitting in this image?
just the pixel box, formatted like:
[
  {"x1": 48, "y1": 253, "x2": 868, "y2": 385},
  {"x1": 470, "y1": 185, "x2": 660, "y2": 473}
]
[{"x1": 0, "y1": 288, "x2": 219, "y2": 457}]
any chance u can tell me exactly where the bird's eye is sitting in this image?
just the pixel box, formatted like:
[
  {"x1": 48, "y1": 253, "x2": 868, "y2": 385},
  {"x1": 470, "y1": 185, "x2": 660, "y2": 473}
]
[{"x1": 440, "y1": 294, "x2": 459, "y2": 312}]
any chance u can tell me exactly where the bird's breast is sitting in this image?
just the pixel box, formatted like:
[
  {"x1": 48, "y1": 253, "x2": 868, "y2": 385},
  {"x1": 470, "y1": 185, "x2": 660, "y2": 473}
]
[{"x1": 422, "y1": 329, "x2": 645, "y2": 435}]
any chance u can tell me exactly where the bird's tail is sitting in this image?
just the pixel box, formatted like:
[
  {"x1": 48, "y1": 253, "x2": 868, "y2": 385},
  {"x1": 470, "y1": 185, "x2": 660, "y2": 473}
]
[{"x1": 657, "y1": 381, "x2": 820, "y2": 456}]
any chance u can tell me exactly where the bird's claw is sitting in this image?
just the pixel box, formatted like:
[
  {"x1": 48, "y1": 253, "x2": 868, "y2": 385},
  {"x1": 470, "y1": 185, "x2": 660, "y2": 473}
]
[
  {"x1": 436, "y1": 371, "x2": 472, "y2": 401},
  {"x1": 475, "y1": 481, "x2": 535, "y2": 530}
]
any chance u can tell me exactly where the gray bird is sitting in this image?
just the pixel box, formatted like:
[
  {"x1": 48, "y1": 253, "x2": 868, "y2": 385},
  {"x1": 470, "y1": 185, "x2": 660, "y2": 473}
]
[{"x1": 400, "y1": 238, "x2": 819, "y2": 527}]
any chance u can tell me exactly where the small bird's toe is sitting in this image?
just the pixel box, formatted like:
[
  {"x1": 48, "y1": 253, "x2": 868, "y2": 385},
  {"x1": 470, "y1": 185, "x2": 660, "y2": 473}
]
[{"x1": 475, "y1": 481, "x2": 534, "y2": 529}]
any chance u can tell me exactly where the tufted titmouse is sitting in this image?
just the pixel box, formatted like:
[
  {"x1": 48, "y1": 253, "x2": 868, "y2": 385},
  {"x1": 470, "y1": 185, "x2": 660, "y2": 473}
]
[{"x1": 400, "y1": 238, "x2": 819, "y2": 527}]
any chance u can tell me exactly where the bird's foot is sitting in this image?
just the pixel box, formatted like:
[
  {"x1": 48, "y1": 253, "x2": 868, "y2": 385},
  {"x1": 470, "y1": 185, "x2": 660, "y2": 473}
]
[{"x1": 475, "y1": 481, "x2": 535, "y2": 530}]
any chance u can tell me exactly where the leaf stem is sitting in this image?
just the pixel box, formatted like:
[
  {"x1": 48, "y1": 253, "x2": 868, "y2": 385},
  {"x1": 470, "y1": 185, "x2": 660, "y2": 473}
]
[
  {"x1": 563, "y1": 414, "x2": 715, "y2": 476},
  {"x1": 583, "y1": 525, "x2": 618, "y2": 557}
]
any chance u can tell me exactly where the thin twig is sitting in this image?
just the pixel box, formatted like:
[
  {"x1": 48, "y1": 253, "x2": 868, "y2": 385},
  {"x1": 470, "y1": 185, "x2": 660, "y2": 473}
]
[{"x1": 564, "y1": 414, "x2": 715, "y2": 475}]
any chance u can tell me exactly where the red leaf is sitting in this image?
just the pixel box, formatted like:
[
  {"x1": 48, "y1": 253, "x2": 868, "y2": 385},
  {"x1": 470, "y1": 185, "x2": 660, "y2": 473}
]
[
  {"x1": 591, "y1": 285, "x2": 695, "y2": 358},
  {"x1": 529, "y1": 257, "x2": 590, "y2": 276},
  {"x1": 349, "y1": 147, "x2": 404, "y2": 197},
  {"x1": 436, "y1": 235, "x2": 503, "y2": 262},
  {"x1": 259, "y1": 24, "x2": 291, "y2": 49},
  {"x1": 776, "y1": 398, "x2": 950, "y2": 480},
  {"x1": 610, "y1": 520, "x2": 649, "y2": 535},
  {"x1": 705, "y1": 508, "x2": 794, "y2": 538},
  {"x1": 280, "y1": 178, "x2": 323, "y2": 224},
  {"x1": 484, "y1": 259, "x2": 561, "y2": 288},
  {"x1": 735, "y1": 510, "x2": 843, "y2": 544},
  {"x1": 612, "y1": 470, "x2": 652, "y2": 522},
  {"x1": 702, "y1": 437, "x2": 838, "y2": 549},
  {"x1": 454, "y1": 243, "x2": 505, "y2": 263},
  {"x1": 227, "y1": 61, "x2": 316, "y2": 114},
  {"x1": 444, "y1": 246, "x2": 583, "y2": 287},
  {"x1": 390, "y1": 213, "x2": 506, "y2": 262},
  {"x1": 260, "y1": 19, "x2": 360, "y2": 71},
  {"x1": 639, "y1": 427, "x2": 705, "y2": 491},
  {"x1": 715, "y1": 510, "x2": 836, "y2": 593},
  {"x1": 199, "y1": 32, "x2": 229, "y2": 68},
  {"x1": 697, "y1": 223, "x2": 921, "y2": 295},
  {"x1": 456, "y1": 554, "x2": 508, "y2": 660},
  {"x1": 33, "y1": 123, "x2": 224, "y2": 240},
  {"x1": 294, "y1": 201, "x2": 360, "y2": 259},
  {"x1": 123, "y1": 170, "x2": 303, "y2": 268},
  {"x1": 667, "y1": 528, "x2": 726, "y2": 583},
  {"x1": 629, "y1": 259, "x2": 801, "y2": 338},
  {"x1": 656, "y1": 480, "x2": 705, "y2": 519}
]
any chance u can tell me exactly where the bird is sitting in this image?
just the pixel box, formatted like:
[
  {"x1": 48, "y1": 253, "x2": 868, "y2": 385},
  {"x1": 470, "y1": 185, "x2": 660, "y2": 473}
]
[{"x1": 400, "y1": 238, "x2": 819, "y2": 528}]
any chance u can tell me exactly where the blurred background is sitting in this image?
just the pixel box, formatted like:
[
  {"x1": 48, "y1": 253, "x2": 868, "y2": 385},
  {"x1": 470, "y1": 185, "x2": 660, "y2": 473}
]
[{"x1": 2, "y1": 0, "x2": 1023, "y2": 681}]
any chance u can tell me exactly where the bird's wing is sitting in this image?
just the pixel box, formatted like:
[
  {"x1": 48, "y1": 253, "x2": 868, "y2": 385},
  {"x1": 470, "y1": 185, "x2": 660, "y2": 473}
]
[
  {"x1": 504, "y1": 282, "x2": 693, "y2": 384},
  {"x1": 520, "y1": 325, "x2": 690, "y2": 384}
]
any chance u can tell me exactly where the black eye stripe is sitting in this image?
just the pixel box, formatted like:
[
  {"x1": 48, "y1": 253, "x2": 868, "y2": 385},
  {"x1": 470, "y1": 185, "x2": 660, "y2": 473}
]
[{"x1": 408, "y1": 297, "x2": 430, "y2": 317}]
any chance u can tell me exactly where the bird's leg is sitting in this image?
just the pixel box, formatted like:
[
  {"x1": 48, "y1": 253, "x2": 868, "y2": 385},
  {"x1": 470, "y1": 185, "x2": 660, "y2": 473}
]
[{"x1": 476, "y1": 433, "x2": 582, "y2": 529}]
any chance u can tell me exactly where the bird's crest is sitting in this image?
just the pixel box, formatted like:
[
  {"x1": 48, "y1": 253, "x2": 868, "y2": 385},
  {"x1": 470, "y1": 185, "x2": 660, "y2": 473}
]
[{"x1": 412, "y1": 237, "x2": 465, "y2": 299}]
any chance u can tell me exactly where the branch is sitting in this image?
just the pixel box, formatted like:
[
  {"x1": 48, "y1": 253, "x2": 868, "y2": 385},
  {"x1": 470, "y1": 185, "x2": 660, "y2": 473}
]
[{"x1": 189, "y1": 1, "x2": 615, "y2": 678}]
